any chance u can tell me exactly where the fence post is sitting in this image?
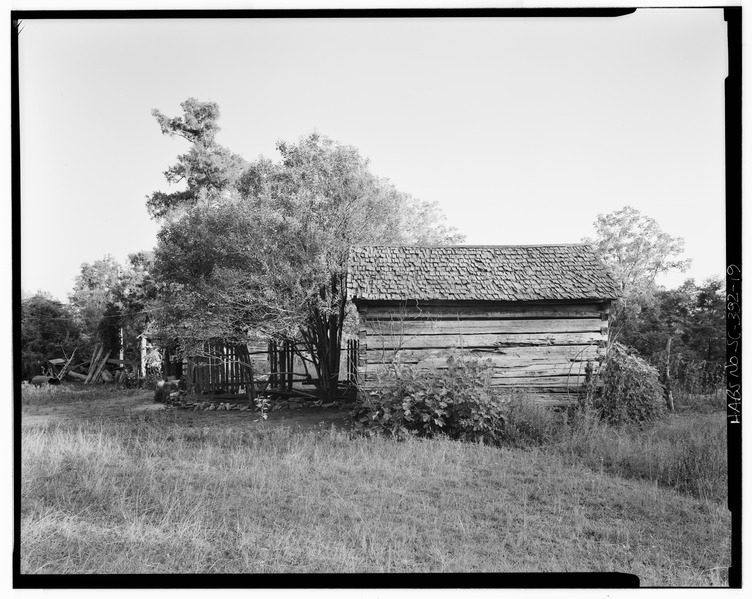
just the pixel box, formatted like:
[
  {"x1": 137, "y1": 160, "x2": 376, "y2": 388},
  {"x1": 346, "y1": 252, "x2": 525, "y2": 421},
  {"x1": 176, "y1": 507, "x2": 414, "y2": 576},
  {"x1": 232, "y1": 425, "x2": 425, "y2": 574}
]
[{"x1": 286, "y1": 340, "x2": 293, "y2": 391}]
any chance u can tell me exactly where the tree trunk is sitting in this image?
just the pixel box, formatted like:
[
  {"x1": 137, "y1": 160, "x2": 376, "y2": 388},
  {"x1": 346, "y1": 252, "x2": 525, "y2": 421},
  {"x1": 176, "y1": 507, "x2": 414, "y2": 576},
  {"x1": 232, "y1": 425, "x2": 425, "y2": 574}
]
[
  {"x1": 664, "y1": 337, "x2": 674, "y2": 412},
  {"x1": 305, "y1": 272, "x2": 347, "y2": 403},
  {"x1": 119, "y1": 327, "x2": 125, "y2": 361}
]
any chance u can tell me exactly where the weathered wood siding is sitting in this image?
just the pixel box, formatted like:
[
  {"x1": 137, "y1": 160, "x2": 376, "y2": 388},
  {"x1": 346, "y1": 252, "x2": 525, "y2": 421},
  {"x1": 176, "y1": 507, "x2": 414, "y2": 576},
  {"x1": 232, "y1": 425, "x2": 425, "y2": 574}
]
[{"x1": 356, "y1": 300, "x2": 610, "y2": 404}]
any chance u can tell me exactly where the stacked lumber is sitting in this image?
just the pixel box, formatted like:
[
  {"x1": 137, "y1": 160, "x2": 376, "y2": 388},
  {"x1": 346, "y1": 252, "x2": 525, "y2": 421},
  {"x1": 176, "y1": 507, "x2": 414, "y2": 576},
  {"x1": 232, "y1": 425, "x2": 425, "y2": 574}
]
[{"x1": 61, "y1": 345, "x2": 139, "y2": 384}]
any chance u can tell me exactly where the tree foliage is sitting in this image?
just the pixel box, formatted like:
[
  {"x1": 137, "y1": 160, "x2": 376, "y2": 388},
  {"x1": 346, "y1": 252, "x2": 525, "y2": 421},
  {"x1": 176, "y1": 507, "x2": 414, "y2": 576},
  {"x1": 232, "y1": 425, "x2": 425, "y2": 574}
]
[
  {"x1": 21, "y1": 293, "x2": 81, "y2": 376},
  {"x1": 68, "y1": 253, "x2": 157, "y2": 360},
  {"x1": 147, "y1": 98, "x2": 248, "y2": 220},
  {"x1": 148, "y1": 101, "x2": 464, "y2": 399},
  {"x1": 68, "y1": 255, "x2": 123, "y2": 352},
  {"x1": 616, "y1": 277, "x2": 725, "y2": 365},
  {"x1": 584, "y1": 206, "x2": 691, "y2": 297},
  {"x1": 584, "y1": 207, "x2": 724, "y2": 395}
]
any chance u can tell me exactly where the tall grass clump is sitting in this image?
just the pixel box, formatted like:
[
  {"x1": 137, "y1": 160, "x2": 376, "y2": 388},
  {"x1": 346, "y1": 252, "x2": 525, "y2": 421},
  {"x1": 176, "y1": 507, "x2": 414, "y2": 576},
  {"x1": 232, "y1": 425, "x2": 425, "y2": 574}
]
[
  {"x1": 498, "y1": 393, "x2": 564, "y2": 448},
  {"x1": 556, "y1": 407, "x2": 727, "y2": 502},
  {"x1": 674, "y1": 389, "x2": 726, "y2": 413}
]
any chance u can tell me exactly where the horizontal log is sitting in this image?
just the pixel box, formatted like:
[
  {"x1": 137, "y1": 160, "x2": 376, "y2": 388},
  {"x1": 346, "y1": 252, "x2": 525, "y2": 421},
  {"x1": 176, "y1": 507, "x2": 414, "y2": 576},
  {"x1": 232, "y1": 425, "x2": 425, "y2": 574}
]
[
  {"x1": 365, "y1": 345, "x2": 603, "y2": 364},
  {"x1": 364, "y1": 371, "x2": 587, "y2": 388},
  {"x1": 364, "y1": 303, "x2": 604, "y2": 320},
  {"x1": 365, "y1": 354, "x2": 601, "y2": 370},
  {"x1": 357, "y1": 384, "x2": 581, "y2": 406},
  {"x1": 417, "y1": 360, "x2": 593, "y2": 377},
  {"x1": 365, "y1": 332, "x2": 606, "y2": 350},
  {"x1": 364, "y1": 360, "x2": 591, "y2": 378},
  {"x1": 513, "y1": 393, "x2": 582, "y2": 406},
  {"x1": 490, "y1": 378, "x2": 588, "y2": 388},
  {"x1": 365, "y1": 318, "x2": 604, "y2": 336}
]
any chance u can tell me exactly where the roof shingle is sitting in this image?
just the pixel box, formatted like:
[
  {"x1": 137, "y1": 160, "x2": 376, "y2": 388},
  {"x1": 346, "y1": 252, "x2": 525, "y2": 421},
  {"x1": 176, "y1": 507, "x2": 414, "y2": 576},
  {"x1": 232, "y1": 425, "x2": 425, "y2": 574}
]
[{"x1": 347, "y1": 245, "x2": 620, "y2": 302}]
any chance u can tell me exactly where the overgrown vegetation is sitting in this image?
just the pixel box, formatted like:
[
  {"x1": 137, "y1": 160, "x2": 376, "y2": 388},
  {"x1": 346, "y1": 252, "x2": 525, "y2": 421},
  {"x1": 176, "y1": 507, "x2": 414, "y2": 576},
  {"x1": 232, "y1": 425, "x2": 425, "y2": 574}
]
[
  {"x1": 557, "y1": 408, "x2": 727, "y2": 503},
  {"x1": 350, "y1": 357, "x2": 725, "y2": 504},
  {"x1": 352, "y1": 356, "x2": 506, "y2": 444},
  {"x1": 20, "y1": 293, "x2": 81, "y2": 379},
  {"x1": 585, "y1": 206, "x2": 725, "y2": 397},
  {"x1": 586, "y1": 343, "x2": 666, "y2": 426}
]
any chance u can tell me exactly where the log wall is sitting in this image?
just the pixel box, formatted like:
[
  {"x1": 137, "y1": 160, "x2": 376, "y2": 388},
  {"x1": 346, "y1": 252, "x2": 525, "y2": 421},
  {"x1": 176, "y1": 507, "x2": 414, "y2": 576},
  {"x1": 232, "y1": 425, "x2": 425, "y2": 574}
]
[{"x1": 356, "y1": 300, "x2": 611, "y2": 405}]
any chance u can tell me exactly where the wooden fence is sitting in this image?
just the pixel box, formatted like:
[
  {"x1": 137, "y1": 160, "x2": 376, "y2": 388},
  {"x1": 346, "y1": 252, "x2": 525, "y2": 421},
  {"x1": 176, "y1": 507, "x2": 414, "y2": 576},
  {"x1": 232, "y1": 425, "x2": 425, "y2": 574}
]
[
  {"x1": 268, "y1": 339, "x2": 295, "y2": 392},
  {"x1": 166, "y1": 339, "x2": 360, "y2": 397},
  {"x1": 188, "y1": 342, "x2": 255, "y2": 395},
  {"x1": 346, "y1": 339, "x2": 359, "y2": 384}
]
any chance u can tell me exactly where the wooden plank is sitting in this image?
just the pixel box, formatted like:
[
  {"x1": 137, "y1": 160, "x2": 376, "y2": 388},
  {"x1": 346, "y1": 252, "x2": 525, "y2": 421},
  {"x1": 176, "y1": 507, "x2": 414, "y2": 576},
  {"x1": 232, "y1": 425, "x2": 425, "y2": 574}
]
[
  {"x1": 365, "y1": 332, "x2": 605, "y2": 350},
  {"x1": 391, "y1": 359, "x2": 595, "y2": 377},
  {"x1": 517, "y1": 393, "x2": 581, "y2": 407},
  {"x1": 364, "y1": 360, "x2": 591, "y2": 378},
  {"x1": 196, "y1": 362, "x2": 204, "y2": 393},
  {"x1": 223, "y1": 345, "x2": 229, "y2": 390},
  {"x1": 228, "y1": 347, "x2": 234, "y2": 393},
  {"x1": 90, "y1": 350, "x2": 112, "y2": 384},
  {"x1": 364, "y1": 371, "x2": 588, "y2": 388},
  {"x1": 365, "y1": 358, "x2": 599, "y2": 370},
  {"x1": 238, "y1": 345, "x2": 251, "y2": 386},
  {"x1": 365, "y1": 303, "x2": 603, "y2": 320},
  {"x1": 287, "y1": 342, "x2": 294, "y2": 391},
  {"x1": 488, "y1": 376, "x2": 588, "y2": 387},
  {"x1": 84, "y1": 345, "x2": 102, "y2": 384},
  {"x1": 365, "y1": 345, "x2": 603, "y2": 364},
  {"x1": 56, "y1": 349, "x2": 77, "y2": 381},
  {"x1": 365, "y1": 318, "x2": 604, "y2": 336}
]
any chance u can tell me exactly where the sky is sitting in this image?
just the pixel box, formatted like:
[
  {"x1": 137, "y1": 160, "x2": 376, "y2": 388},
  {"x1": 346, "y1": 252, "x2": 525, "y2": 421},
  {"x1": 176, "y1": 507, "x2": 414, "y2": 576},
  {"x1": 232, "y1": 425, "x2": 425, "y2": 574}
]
[{"x1": 17, "y1": 7, "x2": 729, "y2": 302}]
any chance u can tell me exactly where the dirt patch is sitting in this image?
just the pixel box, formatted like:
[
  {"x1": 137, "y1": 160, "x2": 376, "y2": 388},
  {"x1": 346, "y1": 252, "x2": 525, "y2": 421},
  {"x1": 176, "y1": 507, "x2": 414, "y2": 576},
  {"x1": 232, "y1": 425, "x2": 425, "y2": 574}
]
[{"x1": 21, "y1": 388, "x2": 352, "y2": 432}]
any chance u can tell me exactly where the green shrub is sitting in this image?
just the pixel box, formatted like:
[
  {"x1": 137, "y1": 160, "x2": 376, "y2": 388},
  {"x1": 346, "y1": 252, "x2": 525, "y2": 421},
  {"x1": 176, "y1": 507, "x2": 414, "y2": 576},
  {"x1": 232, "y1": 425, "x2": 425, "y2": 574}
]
[
  {"x1": 352, "y1": 354, "x2": 507, "y2": 445},
  {"x1": 588, "y1": 343, "x2": 666, "y2": 426}
]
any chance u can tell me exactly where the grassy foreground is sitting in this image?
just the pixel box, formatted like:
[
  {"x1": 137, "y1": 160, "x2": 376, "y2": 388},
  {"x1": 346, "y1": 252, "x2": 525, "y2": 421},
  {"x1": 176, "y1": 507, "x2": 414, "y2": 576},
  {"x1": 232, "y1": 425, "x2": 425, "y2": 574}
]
[{"x1": 20, "y1": 392, "x2": 730, "y2": 584}]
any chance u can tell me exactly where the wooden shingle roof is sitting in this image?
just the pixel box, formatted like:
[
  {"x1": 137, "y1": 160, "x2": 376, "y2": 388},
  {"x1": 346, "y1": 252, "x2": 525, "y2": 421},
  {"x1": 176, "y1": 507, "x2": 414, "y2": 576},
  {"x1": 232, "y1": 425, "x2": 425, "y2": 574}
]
[{"x1": 347, "y1": 244, "x2": 620, "y2": 302}]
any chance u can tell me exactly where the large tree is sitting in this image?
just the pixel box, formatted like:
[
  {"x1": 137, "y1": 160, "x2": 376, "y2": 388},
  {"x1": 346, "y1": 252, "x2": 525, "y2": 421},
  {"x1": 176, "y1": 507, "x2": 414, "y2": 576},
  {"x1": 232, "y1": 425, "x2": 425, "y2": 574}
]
[
  {"x1": 584, "y1": 206, "x2": 691, "y2": 297},
  {"x1": 148, "y1": 102, "x2": 463, "y2": 400},
  {"x1": 68, "y1": 255, "x2": 123, "y2": 354},
  {"x1": 68, "y1": 252, "x2": 157, "y2": 363},
  {"x1": 21, "y1": 292, "x2": 81, "y2": 376},
  {"x1": 147, "y1": 98, "x2": 248, "y2": 220},
  {"x1": 584, "y1": 206, "x2": 692, "y2": 346}
]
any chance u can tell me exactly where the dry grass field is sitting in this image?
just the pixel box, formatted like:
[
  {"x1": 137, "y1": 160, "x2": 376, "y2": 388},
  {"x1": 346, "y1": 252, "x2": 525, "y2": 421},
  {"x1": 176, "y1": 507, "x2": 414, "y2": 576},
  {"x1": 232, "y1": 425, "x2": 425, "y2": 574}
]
[{"x1": 19, "y1": 385, "x2": 730, "y2": 584}]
